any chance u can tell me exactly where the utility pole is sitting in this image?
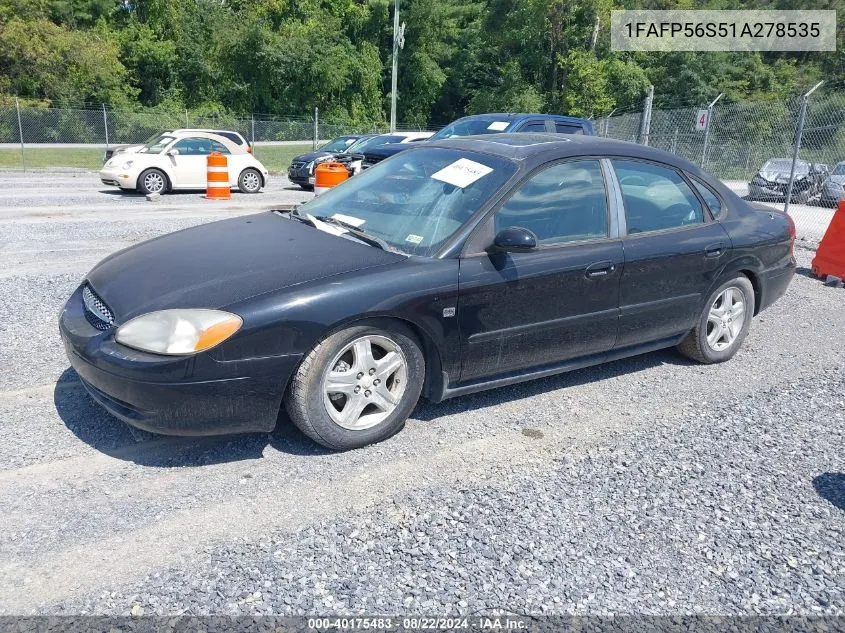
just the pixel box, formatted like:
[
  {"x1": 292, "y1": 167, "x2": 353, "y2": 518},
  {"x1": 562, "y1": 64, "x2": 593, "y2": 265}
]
[
  {"x1": 389, "y1": 0, "x2": 405, "y2": 133},
  {"x1": 785, "y1": 81, "x2": 823, "y2": 214},
  {"x1": 700, "y1": 92, "x2": 723, "y2": 169}
]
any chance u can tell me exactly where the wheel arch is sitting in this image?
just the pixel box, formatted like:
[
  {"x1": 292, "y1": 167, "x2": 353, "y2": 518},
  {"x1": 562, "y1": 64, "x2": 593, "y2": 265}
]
[
  {"x1": 136, "y1": 166, "x2": 172, "y2": 192},
  {"x1": 286, "y1": 313, "x2": 447, "y2": 404}
]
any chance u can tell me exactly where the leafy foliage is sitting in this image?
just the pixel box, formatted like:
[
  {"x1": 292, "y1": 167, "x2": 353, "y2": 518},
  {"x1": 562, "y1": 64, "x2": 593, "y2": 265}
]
[{"x1": 1, "y1": 0, "x2": 842, "y2": 124}]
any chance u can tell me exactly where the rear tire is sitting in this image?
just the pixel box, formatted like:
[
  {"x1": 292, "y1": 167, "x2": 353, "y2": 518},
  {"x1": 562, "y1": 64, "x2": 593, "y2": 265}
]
[
  {"x1": 238, "y1": 168, "x2": 263, "y2": 193},
  {"x1": 137, "y1": 169, "x2": 168, "y2": 195},
  {"x1": 677, "y1": 276, "x2": 755, "y2": 364},
  {"x1": 285, "y1": 320, "x2": 425, "y2": 451}
]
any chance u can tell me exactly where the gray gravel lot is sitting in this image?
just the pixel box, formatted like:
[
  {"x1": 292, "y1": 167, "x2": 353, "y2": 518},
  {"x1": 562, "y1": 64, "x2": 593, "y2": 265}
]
[{"x1": 0, "y1": 168, "x2": 843, "y2": 616}]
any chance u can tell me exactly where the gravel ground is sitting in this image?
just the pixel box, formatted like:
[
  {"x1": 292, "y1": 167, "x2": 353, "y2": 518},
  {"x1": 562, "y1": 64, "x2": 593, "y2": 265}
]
[{"x1": 0, "y1": 168, "x2": 843, "y2": 617}]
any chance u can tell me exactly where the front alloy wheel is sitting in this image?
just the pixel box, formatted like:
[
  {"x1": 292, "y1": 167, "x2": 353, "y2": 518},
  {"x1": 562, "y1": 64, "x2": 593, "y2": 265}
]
[
  {"x1": 286, "y1": 321, "x2": 425, "y2": 450},
  {"x1": 138, "y1": 169, "x2": 167, "y2": 195}
]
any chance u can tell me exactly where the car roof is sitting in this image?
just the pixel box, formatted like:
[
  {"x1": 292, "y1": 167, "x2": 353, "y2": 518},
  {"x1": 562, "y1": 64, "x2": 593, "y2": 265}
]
[
  {"x1": 165, "y1": 131, "x2": 246, "y2": 153},
  {"x1": 451, "y1": 113, "x2": 590, "y2": 124},
  {"x1": 424, "y1": 132, "x2": 703, "y2": 172},
  {"x1": 174, "y1": 128, "x2": 243, "y2": 136}
]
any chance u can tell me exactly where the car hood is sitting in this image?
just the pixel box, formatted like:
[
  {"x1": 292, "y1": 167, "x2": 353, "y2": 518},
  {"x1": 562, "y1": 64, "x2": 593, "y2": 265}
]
[
  {"x1": 758, "y1": 170, "x2": 807, "y2": 183},
  {"x1": 292, "y1": 151, "x2": 334, "y2": 163},
  {"x1": 86, "y1": 212, "x2": 405, "y2": 321}
]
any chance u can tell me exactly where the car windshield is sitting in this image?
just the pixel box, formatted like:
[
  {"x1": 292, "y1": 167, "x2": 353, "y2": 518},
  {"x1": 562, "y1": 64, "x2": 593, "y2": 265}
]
[
  {"x1": 141, "y1": 135, "x2": 177, "y2": 154},
  {"x1": 321, "y1": 137, "x2": 358, "y2": 153},
  {"x1": 762, "y1": 159, "x2": 808, "y2": 174},
  {"x1": 346, "y1": 135, "x2": 403, "y2": 153},
  {"x1": 299, "y1": 147, "x2": 517, "y2": 257},
  {"x1": 832, "y1": 163, "x2": 845, "y2": 175},
  {"x1": 430, "y1": 118, "x2": 513, "y2": 140}
]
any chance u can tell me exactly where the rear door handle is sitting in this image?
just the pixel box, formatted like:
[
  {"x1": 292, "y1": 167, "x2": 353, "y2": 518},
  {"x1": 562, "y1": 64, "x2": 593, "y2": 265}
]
[
  {"x1": 705, "y1": 242, "x2": 725, "y2": 258},
  {"x1": 585, "y1": 261, "x2": 617, "y2": 279}
]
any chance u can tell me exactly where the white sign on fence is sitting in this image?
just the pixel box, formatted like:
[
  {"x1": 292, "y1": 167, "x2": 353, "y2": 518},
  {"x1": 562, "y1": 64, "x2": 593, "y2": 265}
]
[{"x1": 695, "y1": 109, "x2": 709, "y2": 132}]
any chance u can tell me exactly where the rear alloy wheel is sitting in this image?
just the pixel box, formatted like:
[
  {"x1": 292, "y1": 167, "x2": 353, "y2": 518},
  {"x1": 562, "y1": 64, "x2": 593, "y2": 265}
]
[
  {"x1": 138, "y1": 169, "x2": 167, "y2": 195},
  {"x1": 285, "y1": 321, "x2": 425, "y2": 450},
  {"x1": 238, "y1": 168, "x2": 263, "y2": 194},
  {"x1": 677, "y1": 276, "x2": 755, "y2": 364}
]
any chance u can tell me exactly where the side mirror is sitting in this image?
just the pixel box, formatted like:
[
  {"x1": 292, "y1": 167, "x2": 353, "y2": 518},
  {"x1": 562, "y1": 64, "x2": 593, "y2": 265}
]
[
  {"x1": 166, "y1": 148, "x2": 179, "y2": 157},
  {"x1": 493, "y1": 227, "x2": 538, "y2": 253}
]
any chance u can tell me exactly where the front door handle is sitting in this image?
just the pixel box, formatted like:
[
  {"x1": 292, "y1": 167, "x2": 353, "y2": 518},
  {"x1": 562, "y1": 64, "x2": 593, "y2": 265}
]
[
  {"x1": 585, "y1": 261, "x2": 617, "y2": 279},
  {"x1": 705, "y1": 242, "x2": 725, "y2": 258}
]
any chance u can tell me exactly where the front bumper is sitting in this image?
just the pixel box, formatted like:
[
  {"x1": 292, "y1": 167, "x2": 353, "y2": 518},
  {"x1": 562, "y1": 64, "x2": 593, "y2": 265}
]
[
  {"x1": 99, "y1": 168, "x2": 136, "y2": 189},
  {"x1": 59, "y1": 285, "x2": 301, "y2": 436},
  {"x1": 287, "y1": 166, "x2": 314, "y2": 186}
]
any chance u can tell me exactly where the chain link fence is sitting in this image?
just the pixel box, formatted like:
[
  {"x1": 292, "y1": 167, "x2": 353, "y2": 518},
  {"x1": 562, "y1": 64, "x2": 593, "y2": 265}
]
[
  {"x1": 0, "y1": 103, "x2": 429, "y2": 171},
  {"x1": 597, "y1": 88, "x2": 845, "y2": 242}
]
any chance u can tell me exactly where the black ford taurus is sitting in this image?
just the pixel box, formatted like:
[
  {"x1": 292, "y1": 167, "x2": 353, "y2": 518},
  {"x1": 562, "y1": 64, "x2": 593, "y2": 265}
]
[{"x1": 60, "y1": 134, "x2": 796, "y2": 450}]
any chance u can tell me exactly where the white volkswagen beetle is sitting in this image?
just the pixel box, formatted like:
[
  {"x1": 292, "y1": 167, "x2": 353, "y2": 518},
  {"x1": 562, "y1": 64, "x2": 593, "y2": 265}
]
[{"x1": 99, "y1": 131, "x2": 269, "y2": 195}]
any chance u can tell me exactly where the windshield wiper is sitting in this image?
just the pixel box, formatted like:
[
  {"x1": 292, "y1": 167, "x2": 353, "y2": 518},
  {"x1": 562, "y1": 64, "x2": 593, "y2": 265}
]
[{"x1": 314, "y1": 215, "x2": 394, "y2": 252}]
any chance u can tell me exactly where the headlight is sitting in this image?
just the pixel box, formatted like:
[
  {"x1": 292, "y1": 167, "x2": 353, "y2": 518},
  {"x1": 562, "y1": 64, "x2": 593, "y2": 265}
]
[
  {"x1": 115, "y1": 309, "x2": 242, "y2": 355},
  {"x1": 305, "y1": 160, "x2": 315, "y2": 170},
  {"x1": 121, "y1": 160, "x2": 134, "y2": 170}
]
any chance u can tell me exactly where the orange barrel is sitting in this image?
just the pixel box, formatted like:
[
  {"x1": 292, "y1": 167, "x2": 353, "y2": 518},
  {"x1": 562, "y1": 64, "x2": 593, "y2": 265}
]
[
  {"x1": 812, "y1": 199, "x2": 845, "y2": 280},
  {"x1": 314, "y1": 162, "x2": 349, "y2": 196},
  {"x1": 205, "y1": 152, "x2": 230, "y2": 200}
]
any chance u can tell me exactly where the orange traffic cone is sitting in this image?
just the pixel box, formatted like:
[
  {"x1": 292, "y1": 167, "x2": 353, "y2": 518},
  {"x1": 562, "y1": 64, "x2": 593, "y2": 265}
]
[
  {"x1": 812, "y1": 200, "x2": 845, "y2": 280},
  {"x1": 205, "y1": 152, "x2": 230, "y2": 200}
]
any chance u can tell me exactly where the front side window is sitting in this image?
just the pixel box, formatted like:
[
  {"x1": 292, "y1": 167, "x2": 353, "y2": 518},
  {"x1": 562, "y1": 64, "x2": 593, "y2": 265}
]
[
  {"x1": 301, "y1": 148, "x2": 518, "y2": 257},
  {"x1": 517, "y1": 121, "x2": 548, "y2": 133},
  {"x1": 495, "y1": 160, "x2": 609, "y2": 246},
  {"x1": 612, "y1": 160, "x2": 705, "y2": 234}
]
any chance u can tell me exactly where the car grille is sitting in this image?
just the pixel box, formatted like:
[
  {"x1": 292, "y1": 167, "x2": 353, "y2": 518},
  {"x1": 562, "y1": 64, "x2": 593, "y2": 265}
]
[
  {"x1": 290, "y1": 161, "x2": 306, "y2": 170},
  {"x1": 82, "y1": 284, "x2": 115, "y2": 330}
]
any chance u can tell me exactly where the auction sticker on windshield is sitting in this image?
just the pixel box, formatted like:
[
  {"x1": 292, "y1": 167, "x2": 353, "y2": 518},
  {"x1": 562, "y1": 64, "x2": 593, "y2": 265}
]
[
  {"x1": 487, "y1": 121, "x2": 509, "y2": 131},
  {"x1": 431, "y1": 158, "x2": 493, "y2": 188}
]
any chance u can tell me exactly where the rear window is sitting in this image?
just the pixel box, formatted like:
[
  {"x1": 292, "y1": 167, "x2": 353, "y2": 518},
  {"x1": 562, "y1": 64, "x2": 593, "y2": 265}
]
[
  {"x1": 691, "y1": 179, "x2": 723, "y2": 217},
  {"x1": 555, "y1": 123, "x2": 585, "y2": 135},
  {"x1": 217, "y1": 132, "x2": 245, "y2": 145},
  {"x1": 430, "y1": 118, "x2": 514, "y2": 140}
]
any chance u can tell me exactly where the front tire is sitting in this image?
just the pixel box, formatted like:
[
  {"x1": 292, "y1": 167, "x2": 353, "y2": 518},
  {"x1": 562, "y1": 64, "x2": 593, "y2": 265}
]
[
  {"x1": 238, "y1": 168, "x2": 263, "y2": 194},
  {"x1": 285, "y1": 320, "x2": 425, "y2": 450},
  {"x1": 137, "y1": 169, "x2": 168, "y2": 195},
  {"x1": 677, "y1": 276, "x2": 755, "y2": 364}
]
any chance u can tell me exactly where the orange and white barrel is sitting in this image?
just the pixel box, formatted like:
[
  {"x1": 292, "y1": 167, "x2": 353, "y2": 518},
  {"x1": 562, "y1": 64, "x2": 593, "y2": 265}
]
[
  {"x1": 206, "y1": 152, "x2": 230, "y2": 200},
  {"x1": 314, "y1": 162, "x2": 349, "y2": 196}
]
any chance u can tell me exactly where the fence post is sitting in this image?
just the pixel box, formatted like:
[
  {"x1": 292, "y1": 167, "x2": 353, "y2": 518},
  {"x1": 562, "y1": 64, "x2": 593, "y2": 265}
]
[
  {"x1": 313, "y1": 107, "x2": 319, "y2": 150},
  {"x1": 639, "y1": 85, "x2": 654, "y2": 146},
  {"x1": 700, "y1": 93, "x2": 723, "y2": 170},
  {"x1": 785, "y1": 81, "x2": 823, "y2": 215},
  {"x1": 15, "y1": 97, "x2": 25, "y2": 171},
  {"x1": 603, "y1": 108, "x2": 617, "y2": 137},
  {"x1": 671, "y1": 127, "x2": 679, "y2": 154},
  {"x1": 102, "y1": 104, "x2": 109, "y2": 150},
  {"x1": 185, "y1": 109, "x2": 189, "y2": 127}
]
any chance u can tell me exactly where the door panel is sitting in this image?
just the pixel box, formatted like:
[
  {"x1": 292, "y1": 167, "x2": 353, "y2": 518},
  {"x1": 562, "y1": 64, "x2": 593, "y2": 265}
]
[
  {"x1": 618, "y1": 224, "x2": 731, "y2": 347},
  {"x1": 458, "y1": 242, "x2": 623, "y2": 382}
]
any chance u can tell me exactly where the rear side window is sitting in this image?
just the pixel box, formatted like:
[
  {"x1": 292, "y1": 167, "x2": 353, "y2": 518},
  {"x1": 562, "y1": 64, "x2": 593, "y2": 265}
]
[
  {"x1": 517, "y1": 121, "x2": 548, "y2": 133},
  {"x1": 495, "y1": 160, "x2": 609, "y2": 245},
  {"x1": 555, "y1": 123, "x2": 585, "y2": 135},
  {"x1": 218, "y1": 132, "x2": 245, "y2": 145},
  {"x1": 691, "y1": 179, "x2": 722, "y2": 217},
  {"x1": 612, "y1": 160, "x2": 705, "y2": 234}
]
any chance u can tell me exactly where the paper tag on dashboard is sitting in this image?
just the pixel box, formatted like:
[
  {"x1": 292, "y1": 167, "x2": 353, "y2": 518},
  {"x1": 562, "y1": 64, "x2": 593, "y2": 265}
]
[
  {"x1": 332, "y1": 213, "x2": 365, "y2": 227},
  {"x1": 405, "y1": 234, "x2": 424, "y2": 244},
  {"x1": 487, "y1": 121, "x2": 509, "y2": 131},
  {"x1": 431, "y1": 159, "x2": 493, "y2": 189}
]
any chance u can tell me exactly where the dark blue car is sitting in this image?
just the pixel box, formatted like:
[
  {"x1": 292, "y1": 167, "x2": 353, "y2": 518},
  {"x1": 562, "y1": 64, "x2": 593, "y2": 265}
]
[{"x1": 361, "y1": 113, "x2": 594, "y2": 168}]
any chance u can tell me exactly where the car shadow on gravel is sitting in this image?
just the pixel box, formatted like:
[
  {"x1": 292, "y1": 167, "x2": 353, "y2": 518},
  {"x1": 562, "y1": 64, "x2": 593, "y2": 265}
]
[
  {"x1": 812, "y1": 473, "x2": 845, "y2": 511},
  {"x1": 54, "y1": 367, "x2": 331, "y2": 467}
]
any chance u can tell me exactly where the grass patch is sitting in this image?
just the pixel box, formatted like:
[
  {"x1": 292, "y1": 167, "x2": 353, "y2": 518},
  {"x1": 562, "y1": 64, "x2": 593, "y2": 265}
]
[
  {"x1": 0, "y1": 148, "x2": 105, "y2": 170},
  {"x1": 252, "y1": 144, "x2": 313, "y2": 172},
  {"x1": 0, "y1": 144, "x2": 313, "y2": 173}
]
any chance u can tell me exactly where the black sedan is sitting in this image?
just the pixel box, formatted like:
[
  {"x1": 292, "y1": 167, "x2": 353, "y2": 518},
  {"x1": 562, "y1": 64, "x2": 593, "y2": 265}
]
[{"x1": 60, "y1": 134, "x2": 796, "y2": 450}]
